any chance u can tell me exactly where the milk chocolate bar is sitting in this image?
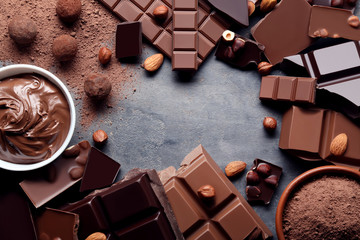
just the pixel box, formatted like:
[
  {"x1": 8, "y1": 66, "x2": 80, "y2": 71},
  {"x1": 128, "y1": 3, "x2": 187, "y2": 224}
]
[
  {"x1": 245, "y1": 159, "x2": 282, "y2": 205},
  {"x1": 36, "y1": 208, "x2": 79, "y2": 240},
  {"x1": 172, "y1": 0, "x2": 198, "y2": 70},
  {"x1": 251, "y1": 0, "x2": 314, "y2": 64},
  {"x1": 309, "y1": 6, "x2": 360, "y2": 41},
  {"x1": 116, "y1": 22, "x2": 142, "y2": 58},
  {"x1": 63, "y1": 169, "x2": 184, "y2": 240},
  {"x1": 161, "y1": 145, "x2": 272, "y2": 239},
  {"x1": 307, "y1": 0, "x2": 357, "y2": 11},
  {"x1": 20, "y1": 141, "x2": 91, "y2": 208},
  {"x1": 96, "y1": 0, "x2": 229, "y2": 65},
  {"x1": 279, "y1": 106, "x2": 360, "y2": 168},
  {"x1": 207, "y1": 0, "x2": 248, "y2": 26},
  {"x1": 215, "y1": 31, "x2": 264, "y2": 68},
  {"x1": 259, "y1": 76, "x2": 316, "y2": 104}
]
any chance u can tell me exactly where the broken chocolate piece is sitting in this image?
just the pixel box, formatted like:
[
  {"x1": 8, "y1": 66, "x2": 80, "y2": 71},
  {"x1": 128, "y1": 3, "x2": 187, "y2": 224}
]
[
  {"x1": 207, "y1": 0, "x2": 249, "y2": 26},
  {"x1": 116, "y1": 22, "x2": 142, "y2": 58}
]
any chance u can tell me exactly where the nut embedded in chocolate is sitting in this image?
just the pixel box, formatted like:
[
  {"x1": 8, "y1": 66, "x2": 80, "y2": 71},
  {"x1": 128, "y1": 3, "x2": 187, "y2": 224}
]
[
  {"x1": 256, "y1": 163, "x2": 271, "y2": 177},
  {"x1": 248, "y1": 1, "x2": 256, "y2": 16},
  {"x1": 56, "y1": 0, "x2": 82, "y2": 23},
  {"x1": 257, "y1": 62, "x2": 272, "y2": 75},
  {"x1": 224, "y1": 46, "x2": 235, "y2": 60},
  {"x1": 69, "y1": 167, "x2": 84, "y2": 180},
  {"x1": 260, "y1": 0, "x2": 277, "y2": 13},
  {"x1": 246, "y1": 170, "x2": 260, "y2": 185},
  {"x1": 63, "y1": 144, "x2": 81, "y2": 158},
  {"x1": 347, "y1": 15, "x2": 360, "y2": 28},
  {"x1": 153, "y1": 5, "x2": 168, "y2": 21},
  {"x1": 222, "y1": 30, "x2": 235, "y2": 42},
  {"x1": 264, "y1": 175, "x2": 279, "y2": 187},
  {"x1": 85, "y1": 232, "x2": 107, "y2": 240},
  {"x1": 232, "y1": 38, "x2": 245, "y2": 53},
  {"x1": 246, "y1": 186, "x2": 261, "y2": 198},
  {"x1": 197, "y1": 184, "x2": 216, "y2": 200},
  {"x1": 93, "y1": 129, "x2": 108, "y2": 145},
  {"x1": 8, "y1": 16, "x2": 37, "y2": 45},
  {"x1": 263, "y1": 116, "x2": 277, "y2": 130},
  {"x1": 98, "y1": 47, "x2": 112, "y2": 65},
  {"x1": 84, "y1": 73, "x2": 112, "y2": 100},
  {"x1": 313, "y1": 28, "x2": 329, "y2": 38},
  {"x1": 52, "y1": 34, "x2": 78, "y2": 61},
  {"x1": 331, "y1": 0, "x2": 344, "y2": 7}
]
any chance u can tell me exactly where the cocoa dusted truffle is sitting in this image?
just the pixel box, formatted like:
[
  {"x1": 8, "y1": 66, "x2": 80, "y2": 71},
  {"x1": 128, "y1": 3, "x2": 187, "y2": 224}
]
[
  {"x1": 84, "y1": 73, "x2": 112, "y2": 100},
  {"x1": 8, "y1": 16, "x2": 37, "y2": 45},
  {"x1": 52, "y1": 35, "x2": 78, "y2": 61},
  {"x1": 56, "y1": 0, "x2": 82, "y2": 23}
]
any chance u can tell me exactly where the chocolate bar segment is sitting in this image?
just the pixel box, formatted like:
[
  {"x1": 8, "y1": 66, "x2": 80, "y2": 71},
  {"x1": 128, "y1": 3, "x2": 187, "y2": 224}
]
[
  {"x1": 20, "y1": 141, "x2": 91, "y2": 208},
  {"x1": 309, "y1": 6, "x2": 360, "y2": 41},
  {"x1": 63, "y1": 169, "x2": 184, "y2": 240},
  {"x1": 162, "y1": 145, "x2": 272, "y2": 239},
  {"x1": 215, "y1": 31, "x2": 264, "y2": 68},
  {"x1": 245, "y1": 159, "x2": 282, "y2": 205},
  {"x1": 172, "y1": 0, "x2": 198, "y2": 70},
  {"x1": 307, "y1": 0, "x2": 357, "y2": 12},
  {"x1": 259, "y1": 76, "x2": 316, "y2": 104},
  {"x1": 279, "y1": 106, "x2": 360, "y2": 168},
  {"x1": 206, "y1": 0, "x2": 248, "y2": 26},
  {"x1": 116, "y1": 22, "x2": 142, "y2": 58},
  {"x1": 251, "y1": 0, "x2": 314, "y2": 64},
  {"x1": 36, "y1": 208, "x2": 79, "y2": 240}
]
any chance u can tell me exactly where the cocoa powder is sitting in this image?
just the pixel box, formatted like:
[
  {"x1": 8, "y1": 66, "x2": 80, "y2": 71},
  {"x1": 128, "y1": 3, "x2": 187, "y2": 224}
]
[
  {"x1": 0, "y1": 0, "x2": 138, "y2": 129},
  {"x1": 283, "y1": 175, "x2": 360, "y2": 240}
]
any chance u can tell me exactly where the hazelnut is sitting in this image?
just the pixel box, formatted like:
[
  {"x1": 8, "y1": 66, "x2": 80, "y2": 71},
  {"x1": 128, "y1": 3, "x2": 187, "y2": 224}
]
[
  {"x1": 52, "y1": 35, "x2": 78, "y2": 61},
  {"x1": 257, "y1": 62, "x2": 272, "y2": 75},
  {"x1": 98, "y1": 47, "x2": 112, "y2": 65},
  {"x1": 62, "y1": 144, "x2": 80, "y2": 158},
  {"x1": 246, "y1": 170, "x2": 260, "y2": 185},
  {"x1": 313, "y1": 28, "x2": 329, "y2": 38},
  {"x1": 265, "y1": 175, "x2": 279, "y2": 187},
  {"x1": 8, "y1": 16, "x2": 37, "y2": 45},
  {"x1": 256, "y1": 163, "x2": 271, "y2": 177},
  {"x1": 224, "y1": 46, "x2": 235, "y2": 60},
  {"x1": 246, "y1": 186, "x2": 261, "y2": 198},
  {"x1": 93, "y1": 129, "x2": 108, "y2": 145},
  {"x1": 232, "y1": 38, "x2": 245, "y2": 53},
  {"x1": 260, "y1": 0, "x2": 277, "y2": 13},
  {"x1": 69, "y1": 167, "x2": 84, "y2": 180},
  {"x1": 197, "y1": 185, "x2": 215, "y2": 200},
  {"x1": 84, "y1": 73, "x2": 112, "y2": 100},
  {"x1": 263, "y1": 116, "x2": 277, "y2": 130},
  {"x1": 248, "y1": 1, "x2": 256, "y2": 16},
  {"x1": 153, "y1": 5, "x2": 168, "y2": 21},
  {"x1": 348, "y1": 15, "x2": 360, "y2": 28},
  {"x1": 222, "y1": 30, "x2": 235, "y2": 42},
  {"x1": 56, "y1": 0, "x2": 82, "y2": 23}
]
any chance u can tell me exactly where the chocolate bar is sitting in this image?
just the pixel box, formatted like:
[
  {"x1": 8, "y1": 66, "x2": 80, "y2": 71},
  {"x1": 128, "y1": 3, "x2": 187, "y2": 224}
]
[
  {"x1": 80, "y1": 147, "x2": 120, "y2": 192},
  {"x1": 215, "y1": 31, "x2": 265, "y2": 68},
  {"x1": 20, "y1": 141, "x2": 91, "y2": 208},
  {"x1": 0, "y1": 189, "x2": 37, "y2": 240},
  {"x1": 161, "y1": 145, "x2": 272, "y2": 239},
  {"x1": 259, "y1": 76, "x2": 316, "y2": 104},
  {"x1": 172, "y1": 0, "x2": 198, "y2": 70},
  {"x1": 251, "y1": 0, "x2": 314, "y2": 64},
  {"x1": 309, "y1": 6, "x2": 360, "y2": 40},
  {"x1": 245, "y1": 159, "x2": 282, "y2": 205},
  {"x1": 207, "y1": 0, "x2": 248, "y2": 26},
  {"x1": 36, "y1": 208, "x2": 79, "y2": 240},
  {"x1": 116, "y1": 22, "x2": 142, "y2": 58},
  {"x1": 307, "y1": 0, "x2": 357, "y2": 11},
  {"x1": 96, "y1": 0, "x2": 229, "y2": 65},
  {"x1": 62, "y1": 169, "x2": 184, "y2": 240},
  {"x1": 279, "y1": 106, "x2": 360, "y2": 168}
]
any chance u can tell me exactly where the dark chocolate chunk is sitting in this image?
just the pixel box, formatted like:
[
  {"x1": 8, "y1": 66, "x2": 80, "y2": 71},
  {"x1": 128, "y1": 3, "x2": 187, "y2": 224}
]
[
  {"x1": 207, "y1": 0, "x2": 248, "y2": 27},
  {"x1": 115, "y1": 22, "x2": 142, "y2": 58},
  {"x1": 309, "y1": 0, "x2": 357, "y2": 11}
]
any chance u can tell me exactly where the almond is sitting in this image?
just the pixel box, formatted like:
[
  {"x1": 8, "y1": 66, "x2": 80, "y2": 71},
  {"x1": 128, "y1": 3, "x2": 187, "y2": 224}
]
[
  {"x1": 330, "y1": 133, "x2": 348, "y2": 156},
  {"x1": 143, "y1": 53, "x2": 164, "y2": 72},
  {"x1": 85, "y1": 232, "x2": 106, "y2": 240},
  {"x1": 225, "y1": 161, "x2": 247, "y2": 177}
]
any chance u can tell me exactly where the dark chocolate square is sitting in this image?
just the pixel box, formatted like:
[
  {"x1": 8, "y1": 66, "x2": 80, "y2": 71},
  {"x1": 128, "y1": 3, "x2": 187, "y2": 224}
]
[{"x1": 116, "y1": 22, "x2": 142, "y2": 58}]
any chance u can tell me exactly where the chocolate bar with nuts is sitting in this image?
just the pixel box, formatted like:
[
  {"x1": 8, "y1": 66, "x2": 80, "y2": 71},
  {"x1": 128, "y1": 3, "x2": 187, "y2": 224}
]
[
  {"x1": 307, "y1": 0, "x2": 357, "y2": 12},
  {"x1": 160, "y1": 145, "x2": 273, "y2": 239},
  {"x1": 245, "y1": 159, "x2": 282, "y2": 205}
]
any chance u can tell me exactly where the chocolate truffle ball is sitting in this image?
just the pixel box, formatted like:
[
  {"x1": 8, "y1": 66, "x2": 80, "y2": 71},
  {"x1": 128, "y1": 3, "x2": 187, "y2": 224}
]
[
  {"x1": 56, "y1": 0, "x2": 82, "y2": 23},
  {"x1": 84, "y1": 73, "x2": 112, "y2": 100},
  {"x1": 52, "y1": 35, "x2": 78, "y2": 61},
  {"x1": 8, "y1": 16, "x2": 37, "y2": 45}
]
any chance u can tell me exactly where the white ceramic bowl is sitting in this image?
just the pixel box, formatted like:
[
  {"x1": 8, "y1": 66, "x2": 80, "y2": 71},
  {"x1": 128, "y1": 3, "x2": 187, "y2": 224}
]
[{"x1": 0, "y1": 64, "x2": 76, "y2": 171}]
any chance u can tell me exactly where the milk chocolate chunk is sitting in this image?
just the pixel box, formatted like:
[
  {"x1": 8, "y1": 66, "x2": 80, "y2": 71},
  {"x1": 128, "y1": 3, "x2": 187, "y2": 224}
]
[
  {"x1": 279, "y1": 106, "x2": 360, "y2": 168},
  {"x1": 215, "y1": 31, "x2": 264, "y2": 68},
  {"x1": 63, "y1": 169, "x2": 184, "y2": 240},
  {"x1": 245, "y1": 159, "x2": 282, "y2": 205},
  {"x1": 0, "y1": 189, "x2": 37, "y2": 240},
  {"x1": 161, "y1": 145, "x2": 272, "y2": 239},
  {"x1": 207, "y1": 0, "x2": 249, "y2": 27},
  {"x1": 36, "y1": 208, "x2": 79, "y2": 240},
  {"x1": 251, "y1": 0, "x2": 313, "y2": 64},
  {"x1": 309, "y1": 6, "x2": 360, "y2": 40},
  {"x1": 20, "y1": 141, "x2": 91, "y2": 208},
  {"x1": 259, "y1": 76, "x2": 316, "y2": 104},
  {"x1": 80, "y1": 147, "x2": 121, "y2": 192},
  {"x1": 116, "y1": 22, "x2": 142, "y2": 58},
  {"x1": 0, "y1": 74, "x2": 71, "y2": 164}
]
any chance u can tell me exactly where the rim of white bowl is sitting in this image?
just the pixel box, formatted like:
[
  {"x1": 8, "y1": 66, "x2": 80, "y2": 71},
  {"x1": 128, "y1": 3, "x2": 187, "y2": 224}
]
[{"x1": 0, "y1": 64, "x2": 76, "y2": 171}]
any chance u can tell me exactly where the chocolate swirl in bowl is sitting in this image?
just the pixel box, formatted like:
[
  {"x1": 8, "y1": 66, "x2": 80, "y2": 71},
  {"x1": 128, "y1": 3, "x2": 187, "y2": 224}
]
[{"x1": 0, "y1": 74, "x2": 70, "y2": 164}]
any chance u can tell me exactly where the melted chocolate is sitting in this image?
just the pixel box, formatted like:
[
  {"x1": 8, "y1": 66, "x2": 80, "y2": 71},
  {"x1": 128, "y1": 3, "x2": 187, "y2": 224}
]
[{"x1": 0, "y1": 74, "x2": 70, "y2": 164}]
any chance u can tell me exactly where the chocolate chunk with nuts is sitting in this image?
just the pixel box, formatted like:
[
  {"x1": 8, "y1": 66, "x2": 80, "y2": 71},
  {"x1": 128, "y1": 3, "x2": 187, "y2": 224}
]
[
  {"x1": 197, "y1": 184, "x2": 216, "y2": 200},
  {"x1": 8, "y1": 16, "x2": 37, "y2": 45},
  {"x1": 84, "y1": 73, "x2": 112, "y2": 100}
]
